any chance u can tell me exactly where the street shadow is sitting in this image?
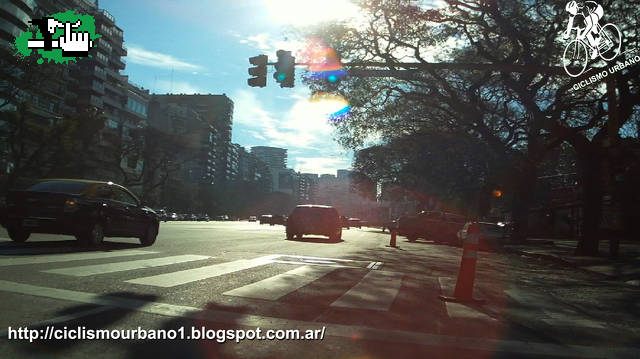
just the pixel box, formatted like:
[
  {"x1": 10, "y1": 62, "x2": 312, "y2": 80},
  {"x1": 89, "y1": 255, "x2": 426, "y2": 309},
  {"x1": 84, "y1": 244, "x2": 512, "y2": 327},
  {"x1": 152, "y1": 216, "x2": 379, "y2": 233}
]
[
  {"x1": 21, "y1": 292, "x2": 157, "y2": 355},
  {"x1": 0, "y1": 239, "x2": 142, "y2": 256},
  {"x1": 124, "y1": 302, "x2": 273, "y2": 359},
  {"x1": 284, "y1": 236, "x2": 344, "y2": 244}
]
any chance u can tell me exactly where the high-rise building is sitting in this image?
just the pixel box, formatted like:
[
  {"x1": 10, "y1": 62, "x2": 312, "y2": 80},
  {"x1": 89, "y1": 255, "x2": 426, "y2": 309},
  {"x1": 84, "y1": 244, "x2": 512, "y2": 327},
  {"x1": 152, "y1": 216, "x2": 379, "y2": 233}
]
[
  {"x1": 250, "y1": 146, "x2": 287, "y2": 170},
  {"x1": 1, "y1": 0, "x2": 137, "y2": 184},
  {"x1": 152, "y1": 94, "x2": 234, "y2": 183},
  {"x1": 147, "y1": 97, "x2": 215, "y2": 185},
  {"x1": 0, "y1": 0, "x2": 35, "y2": 47}
]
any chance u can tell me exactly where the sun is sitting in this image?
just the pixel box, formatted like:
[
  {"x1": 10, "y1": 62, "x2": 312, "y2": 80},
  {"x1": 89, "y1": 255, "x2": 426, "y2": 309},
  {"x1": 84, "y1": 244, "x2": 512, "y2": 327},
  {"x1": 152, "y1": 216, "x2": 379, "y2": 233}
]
[{"x1": 264, "y1": 0, "x2": 360, "y2": 26}]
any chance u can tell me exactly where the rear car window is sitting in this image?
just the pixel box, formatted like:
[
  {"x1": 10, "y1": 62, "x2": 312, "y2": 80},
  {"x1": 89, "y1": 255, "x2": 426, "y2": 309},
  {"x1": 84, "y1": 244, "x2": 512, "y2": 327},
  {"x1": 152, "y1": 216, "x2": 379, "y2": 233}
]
[
  {"x1": 27, "y1": 181, "x2": 89, "y2": 195},
  {"x1": 293, "y1": 207, "x2": 338, "y2": 218}
]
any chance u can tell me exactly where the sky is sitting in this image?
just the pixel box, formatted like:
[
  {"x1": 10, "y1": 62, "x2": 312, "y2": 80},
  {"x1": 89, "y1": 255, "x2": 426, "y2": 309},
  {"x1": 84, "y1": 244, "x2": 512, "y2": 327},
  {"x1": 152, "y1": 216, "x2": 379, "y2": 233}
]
[{"x1": 99, "y1": 0, "x2": 364, "y2": 176}]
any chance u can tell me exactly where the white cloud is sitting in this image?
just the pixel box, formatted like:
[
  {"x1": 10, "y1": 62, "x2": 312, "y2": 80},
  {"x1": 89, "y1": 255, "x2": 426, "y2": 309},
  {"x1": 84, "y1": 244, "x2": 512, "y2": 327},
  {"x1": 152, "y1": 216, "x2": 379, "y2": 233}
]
[
  {"x1": 240, "y1": 33, "x2": 271, "y2": 50},
  {"x1": 153, "y1": 80, "x2": 204, "y2": 94},
  {"x1": 239, "y1": 33, "x2": 306, "y2": 60},
  {"x1": 232, "y1": 89, "x2": 344, "y2": 150},
  {"x1": 294, "y1": 157, "x2": 351, "y2": 175},
  {"x1": 127, "y1": 45, "x2": 202, "y2": 71},
  {"x1": 232, "y1": 89, "x2": 353, "y2": 174}
]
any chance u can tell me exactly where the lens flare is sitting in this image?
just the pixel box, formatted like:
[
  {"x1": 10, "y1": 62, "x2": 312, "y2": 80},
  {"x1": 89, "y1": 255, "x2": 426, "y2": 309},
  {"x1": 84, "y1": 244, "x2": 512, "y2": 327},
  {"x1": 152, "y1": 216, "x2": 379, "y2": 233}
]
[
  {"x1": 299, "y1": 38, "x2": 348, "y2": 83},
  {"x1": 309, "y1": 91, "x2": 351, "y2": 123}
]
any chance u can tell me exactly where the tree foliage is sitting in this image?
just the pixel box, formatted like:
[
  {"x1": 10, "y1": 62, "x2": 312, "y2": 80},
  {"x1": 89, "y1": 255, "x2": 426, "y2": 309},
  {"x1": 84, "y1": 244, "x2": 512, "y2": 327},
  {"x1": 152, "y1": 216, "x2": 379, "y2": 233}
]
[{"x1": 301, "y1": 0, "x2": 640, "y2": 253}]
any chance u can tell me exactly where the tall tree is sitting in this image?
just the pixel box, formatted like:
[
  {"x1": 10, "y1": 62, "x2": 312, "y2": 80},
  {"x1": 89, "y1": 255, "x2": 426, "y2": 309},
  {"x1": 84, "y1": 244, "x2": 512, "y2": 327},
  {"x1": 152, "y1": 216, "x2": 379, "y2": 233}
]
[{"x1": 301, "y1": 0, "x2": 640, "y2": 254}]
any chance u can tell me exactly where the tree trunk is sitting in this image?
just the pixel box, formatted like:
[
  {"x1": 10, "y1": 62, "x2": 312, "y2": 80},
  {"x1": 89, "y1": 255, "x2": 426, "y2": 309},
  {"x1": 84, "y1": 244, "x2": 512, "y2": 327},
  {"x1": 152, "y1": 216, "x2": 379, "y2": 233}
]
[
  {"x1": 510, "y1": 162, "x2": 537, "y2": 243},
  {"x1": 574, "y1": 150, "x2": 604, "y2": 256}
]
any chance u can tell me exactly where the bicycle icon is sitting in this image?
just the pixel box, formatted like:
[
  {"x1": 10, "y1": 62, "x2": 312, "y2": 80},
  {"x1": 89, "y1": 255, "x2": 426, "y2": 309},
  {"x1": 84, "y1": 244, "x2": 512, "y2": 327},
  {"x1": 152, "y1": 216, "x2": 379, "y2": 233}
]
[{"x1": 562, "y1": 22, "x2": 622, "y2": 77}]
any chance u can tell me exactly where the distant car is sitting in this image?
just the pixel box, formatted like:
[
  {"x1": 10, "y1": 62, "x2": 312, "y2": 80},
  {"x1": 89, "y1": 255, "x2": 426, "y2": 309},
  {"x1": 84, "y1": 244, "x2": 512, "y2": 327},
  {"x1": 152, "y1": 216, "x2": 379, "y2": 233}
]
[
  {"x1": 260, "y1": 214, "x2": 286, "y2": 225},
  {"x1": 457, "y1": 221, "x2": 510, "y2": 250},
  {"x1": 259, "y1": 214, "x2": 272, "y2": 224},
  {"x1": 286, "y1": 205, "x2": 342, "y2": 241},
  {"x1": 188, "y1": 213, "x2": 198, "y2": 221},
  {"x1": 398, "y1": 211, "x2": 466, "y2": 243},
  {"x1": 348, "y1": 218, "x2": 363, "y2": 228},
  {"x1": 248, "y1": 216, "x2": 257, "y2": 222},
  {"x1": 168, "y1": 212, "x2": 178, "y2": 221},
  {"x1": 214, "y1": 215, "x2": 229, "y2": 221},
  {"x1": 4, "y1": 179, "x2": 159, "y2": 246},
  {"x1": 197, "y1": 214, "x2": 210, "y2": 221}
]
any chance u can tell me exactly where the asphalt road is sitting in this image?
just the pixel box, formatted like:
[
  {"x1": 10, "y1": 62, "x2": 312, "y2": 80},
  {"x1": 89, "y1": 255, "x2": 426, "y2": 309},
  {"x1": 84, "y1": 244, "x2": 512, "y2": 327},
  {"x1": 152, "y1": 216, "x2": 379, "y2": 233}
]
[{"x1": 0, "y1": 221, "x2": 638, "y2": 358}]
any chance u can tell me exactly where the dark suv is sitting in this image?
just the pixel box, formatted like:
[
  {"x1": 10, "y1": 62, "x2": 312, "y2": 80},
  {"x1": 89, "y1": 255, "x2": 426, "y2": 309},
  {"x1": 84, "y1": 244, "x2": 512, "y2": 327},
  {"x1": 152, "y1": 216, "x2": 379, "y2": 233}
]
[
  {"x1": 398, "y1": 211, "x2": 466, "y2": 243},
  {"x1": 285, "y1": 205, "x2": 342, "y2": 241},
  {"x1": 4, "y1": 179, "x2": 159, "y2": 247}
]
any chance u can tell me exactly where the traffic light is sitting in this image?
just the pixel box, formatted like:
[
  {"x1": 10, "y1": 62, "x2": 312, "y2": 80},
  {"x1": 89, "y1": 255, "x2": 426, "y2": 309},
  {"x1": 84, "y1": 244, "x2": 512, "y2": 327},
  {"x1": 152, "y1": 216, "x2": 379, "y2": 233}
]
[
  {"x1": 273, "y1": 50, "x2": 295, "y2": 88},
  {"x1": 248, "y1": 55, "x2": 267, "y2": 87}
]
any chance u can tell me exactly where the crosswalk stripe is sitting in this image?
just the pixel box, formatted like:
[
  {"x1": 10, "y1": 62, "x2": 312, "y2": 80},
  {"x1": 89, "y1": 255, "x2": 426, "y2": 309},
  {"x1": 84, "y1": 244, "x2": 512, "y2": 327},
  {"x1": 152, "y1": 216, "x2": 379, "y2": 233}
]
[
  {"x1": 42, "y1": 255, "x2": 211, "y2": 276},
  {"x1": 330, "y1": 270, "x2": 403, "y2": 311},
  {"x1": 125, "y1": 256, "x2": 273, "y2": 287},
  {"x1": 223, "y1": 265, "x2": 336, "y2": 300},
  {"x1": 0, "y1": 250, "x2": 155, "y2": 267},
  {"x1": 0, "y1": 280, "x2": 637, "y2": 357}
]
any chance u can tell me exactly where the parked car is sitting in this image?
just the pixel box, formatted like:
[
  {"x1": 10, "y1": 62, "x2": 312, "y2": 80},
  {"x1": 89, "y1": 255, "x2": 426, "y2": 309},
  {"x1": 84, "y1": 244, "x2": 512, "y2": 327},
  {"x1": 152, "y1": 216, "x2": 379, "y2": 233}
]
[
  {"x1": 4, "y1": 179, "x2": 159, "y2": 246},
  {"x1": 286, "y1": 205, "x2": 342, "y2": 241},
  {"x1": 248, "y1": 215, "x2": 257, "y2": 222},
  {"x1": 398, "y1": 211, "x2": 466, "y2": 243},
  {"x1": 197, "y1": 214, "x2": 210, "y2": 221},
  {"x1": 168, "y1": 212, "x2": 179, "y2": 221},
  {"x1": 457, "y1": 221, "x2": 510, "y2": 250}
]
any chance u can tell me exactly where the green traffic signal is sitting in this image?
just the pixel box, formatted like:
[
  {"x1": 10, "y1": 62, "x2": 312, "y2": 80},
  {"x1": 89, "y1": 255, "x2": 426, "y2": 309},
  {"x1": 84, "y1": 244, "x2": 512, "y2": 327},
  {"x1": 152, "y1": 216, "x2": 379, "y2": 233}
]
[{"x1": 273, "y1": 50, "x2": 295, "y2": 88}]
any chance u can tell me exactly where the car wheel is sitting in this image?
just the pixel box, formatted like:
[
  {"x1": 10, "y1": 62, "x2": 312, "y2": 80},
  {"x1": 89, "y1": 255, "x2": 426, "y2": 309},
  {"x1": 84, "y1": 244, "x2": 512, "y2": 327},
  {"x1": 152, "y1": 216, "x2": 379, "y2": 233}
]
[
  {"x1": 407, "y1": 235, "x2": 417, "y2": 242},
  {"x1": 8, "y1": 226, "x2": 29, "y2": 243},
  {"x1": 83, "y1": 222, "x2": 104, "y2": 247},
  {"x1": 295, "y1": 233, "x2": 303, "y2": 240},
  {"x1": 139, "y1": 222, "x2": 158, "y2": 246},
  {"x1": 330, "y1": 229, "x2": 342, "y2": 241}
]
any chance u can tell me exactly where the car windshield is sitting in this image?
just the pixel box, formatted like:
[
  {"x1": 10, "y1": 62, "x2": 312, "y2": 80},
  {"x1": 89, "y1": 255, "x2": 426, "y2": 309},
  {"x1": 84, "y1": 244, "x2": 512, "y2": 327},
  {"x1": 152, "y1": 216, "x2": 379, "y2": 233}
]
[{"x1": 26, "y1": 181, "x2": 89, "y2": 195}]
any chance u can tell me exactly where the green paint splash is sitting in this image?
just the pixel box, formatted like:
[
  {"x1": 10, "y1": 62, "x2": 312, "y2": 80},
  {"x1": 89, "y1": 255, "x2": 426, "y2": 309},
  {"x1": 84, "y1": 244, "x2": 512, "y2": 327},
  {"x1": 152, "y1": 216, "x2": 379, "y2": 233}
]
[{"x1": 13, "y1": 10, "x2": 101, "y2": 64}]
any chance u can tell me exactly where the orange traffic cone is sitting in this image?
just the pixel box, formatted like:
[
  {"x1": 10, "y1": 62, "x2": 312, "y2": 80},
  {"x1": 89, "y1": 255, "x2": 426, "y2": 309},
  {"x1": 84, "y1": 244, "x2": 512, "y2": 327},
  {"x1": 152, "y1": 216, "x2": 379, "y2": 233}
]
[{"x1": 439, "y1": 222, "x2": 485, "y2": 303}]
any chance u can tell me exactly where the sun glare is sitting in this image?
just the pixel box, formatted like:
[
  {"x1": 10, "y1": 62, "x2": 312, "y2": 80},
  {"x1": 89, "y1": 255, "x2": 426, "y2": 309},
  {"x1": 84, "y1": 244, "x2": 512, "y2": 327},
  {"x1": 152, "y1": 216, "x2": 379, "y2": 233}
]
[{"x1": 264, "y1": 0, "x2": 360, "y2": 26}]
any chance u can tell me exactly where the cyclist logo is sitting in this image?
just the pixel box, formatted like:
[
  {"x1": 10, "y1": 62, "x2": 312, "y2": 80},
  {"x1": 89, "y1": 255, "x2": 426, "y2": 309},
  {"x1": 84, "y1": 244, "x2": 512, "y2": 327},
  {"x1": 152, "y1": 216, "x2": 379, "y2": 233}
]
[{"x1": 562, "y1": 1, "x2": 622, "y2": 77}]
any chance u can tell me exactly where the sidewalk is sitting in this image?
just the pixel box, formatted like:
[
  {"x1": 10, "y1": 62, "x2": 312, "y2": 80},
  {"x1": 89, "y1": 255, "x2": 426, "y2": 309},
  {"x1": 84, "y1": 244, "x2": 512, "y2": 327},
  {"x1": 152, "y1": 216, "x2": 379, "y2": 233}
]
[{"x1": 505, "y1": 239, "x2": 640, "y2": 285}]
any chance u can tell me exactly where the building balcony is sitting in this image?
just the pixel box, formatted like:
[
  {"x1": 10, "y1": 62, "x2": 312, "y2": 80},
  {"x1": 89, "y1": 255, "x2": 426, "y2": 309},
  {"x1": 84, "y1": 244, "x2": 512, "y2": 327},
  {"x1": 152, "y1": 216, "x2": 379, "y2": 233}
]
[
  {"x1": 99, "y1": 9, "x2": 115, "y2": 24},
  {"x1": 104, "y1": 80, "x2": 123, "y2": 95},
  {"x1": 110, "y1": 57, "x2": 125, "y2": 70},
  {"x1": 102, "y1": 94, "x2": 124, "y2": 109}
]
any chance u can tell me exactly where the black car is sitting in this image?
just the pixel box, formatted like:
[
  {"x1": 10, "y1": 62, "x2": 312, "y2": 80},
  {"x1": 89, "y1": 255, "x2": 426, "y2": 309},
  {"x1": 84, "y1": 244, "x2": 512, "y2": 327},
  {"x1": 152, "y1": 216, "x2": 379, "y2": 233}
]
[
  {"x1": 260, "y1": 214, "x2": 287, "y2": 225},
  {"x1": 286, "y1": 205, "x2": 342, "y2": 241},
  {"x1": 4, "y1": 179, "x2": 159, "y2": 247}
]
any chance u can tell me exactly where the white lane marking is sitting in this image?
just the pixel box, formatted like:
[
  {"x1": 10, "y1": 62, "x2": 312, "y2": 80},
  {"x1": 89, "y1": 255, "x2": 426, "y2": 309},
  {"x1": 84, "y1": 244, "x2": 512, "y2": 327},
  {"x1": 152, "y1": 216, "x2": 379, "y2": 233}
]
[
  {"x1": 42, "y1": 255, "x2": 211, "y2": 276},
  {"x1": 0, "y1": 250, "x2": 156, "y2": 267},
  {"x1": 273, "y1": 254, "x2": 356, "y2": 262},
  {"x1": 330, "y1": 270, "x2": 403, "y2": 311},
  {"x1": 0, "y1": 280, "x2": 635, "y2": 358},
  {"x1": 223, "y1": 265, "x2": 336, "y2": 300},
  {"x1": 125, "y1": 256, "x2": 273, "y2": 287},
  {"x1": 268, "y1": 259, "x2": 355, "y2": 268},
  {"x1": 444, "y1": 302, "x2": 496, "y2": 321}
]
